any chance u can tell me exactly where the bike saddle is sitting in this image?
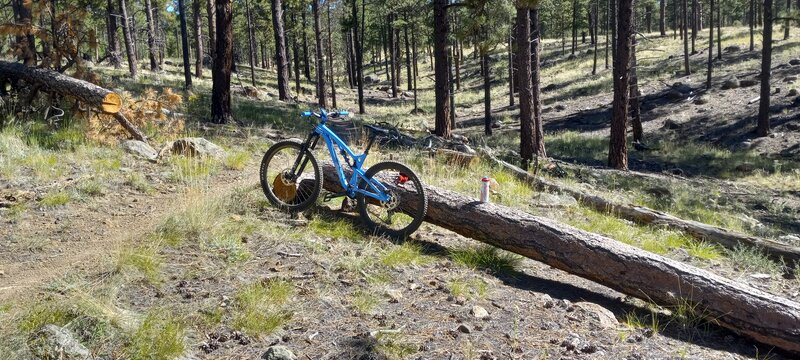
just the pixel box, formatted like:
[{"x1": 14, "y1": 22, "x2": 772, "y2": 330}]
[{"x1": 363, "y1": 124, "x2": 390, "y2": 136}]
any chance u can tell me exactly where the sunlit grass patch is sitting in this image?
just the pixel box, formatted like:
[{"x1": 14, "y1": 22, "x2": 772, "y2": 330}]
[
  {"x1": 40, "y1": 191, "x2": 71, "y2": 207},
  {"x1": 351, "y1": 289, "x2": 380, "y2": 314},
  {"x1": 124, "y1": 313, "x2": 185, "y2": 360},
  {"x1": 223, "y1": 151, "x2": 250, "y2": 170},
  {"x1": 308, "y1": 215, "x2": 364, "y2": 241},
  {"x1": 125, "y1": 173, "x2": 155, "y2": 194},
  {"x1": 447, "y1": 277, "x2": 489, "y2": 300},
  {"x1": 685, "y1": 241, "x2": 722, "y2": 261},
  {"x1": 204, "y1": 233, "x2": 252, "y2": 265},
  {"x1": 232, "y1": 280, "x2": 293, "y2": 337},
  {"x1": 375, "y1": 332, "x2": 417, "y2": 360},
  {"x1": 449, "y1": 245, "x2": 522, "y2": 274},
  {"x1": 78, "y1": 180, "x2": 106, "y2": 197},
  {"x1": 380, "y1": 242, "x2": 431, "y2": 269},
  {"x1": 166, "y1": 156, "x2": 219, "y2": 183},
  {"x1": 22, "y1": 152, "x2": 62, "y2": 180},
  {"x1": 726, "y1": 244, "x2": 782, "y2": 275},
  {"x1": 116, "y1": 245, "x2": 163, "y2": 284}
]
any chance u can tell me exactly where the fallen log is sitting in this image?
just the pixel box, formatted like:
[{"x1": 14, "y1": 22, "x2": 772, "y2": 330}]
[
  {"x1": 0, "y1": 60, "x2": 147, "y2": 142},
  {"x1": 483, "y1": 152, "x2": 800, "y2": 265},
  {"x1": 317, "y1": 162, "x2": 800, "y2": 354}
]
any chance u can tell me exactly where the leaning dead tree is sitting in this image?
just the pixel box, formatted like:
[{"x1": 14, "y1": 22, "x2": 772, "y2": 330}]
[
  {"x1": 0, "y1": 60, "x2": 147, "y2": 142},
  {"x1": 483, "y1": 152, "x2": 800, "y2": 264},
  {"x1": 317, "y1": 163, "x2": 800, "y2": 355}
]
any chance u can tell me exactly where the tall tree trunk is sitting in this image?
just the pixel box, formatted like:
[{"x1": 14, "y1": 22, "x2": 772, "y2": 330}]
[
  {"x1": 11, "y1": 0, "x2": 36, "y2": 65},
  {"x1": 660, "y1": 0, "x2": 666, "y2": 36},
  {"x1": 245, "y1": 0, "x2": 257, "y2": 87},
  {"x1": 211, "y1": 0, "x2": 233, "y2": 123},
  {"x1": 646, "y1": 4, "x2": 652, "y2": 33},
  {"x1": 453, "y1": 38, "x2": 460, "y2": 91},
  {"x1": 707, "y1": 0, "x2": 714, "y2": 89},
  {"x1": 412, "y1": 27, "x2": 419, "y2": 112},
  {"x1": 717, "y1": 1, "x2": 722, "y2": 59},
  {"x1": 691, "y1": 0, "x2": 698, "y2": 54},
  {"x1": 118, "y1": 0, "x2": 137, "y2": 78},
  {"x1": 785, "y1": 0, "x2": 791, "y2": 40},
  {"x1": 193, "y1": 0, "x2": 203, "y2": 77},
  {"x1": 572, "y1": 0, "x2": 578, "y2": 54},
  {"x1": 433, "y1": 0, "x2": 451, "y2": 138},
  {"x1": 352, "y1": 0, "x2": 365, "y2": 114},
  {"x1": 326, "y1": 0, "x2": 336, "y2": 108},
  {"x1": 508, "y1": 26, "x2": 515, "y2": 107},
  {"x1": 611, "y1": 0, "x2": 616, "y2": 59},
  {"x1": 593, "y1": 1, "x2": 599, "y2": 74},
  {"x1": 589, "y1": 3, "x2": 596, "y2": 44},
  {"x1": 107, "y1": 0, "x2": 121, "y2": 68},
  {"x1": 517, "y1": 7, "x2": 535, "y2": 168},
  {"x1": 302, "y1": 6, "x2": 311, "y2": 81},
  {"x1": 609, "y1": 0, "x2": 633, "y2": 170},
  {"x1": 750, "y1": 0, "x2": 756, "y2": 51},
  {"x1": 312, "y1": 0, "x2": 326, "y2": 107},
  {"x1": 388, "y1": 14, "x2": 398, "y2": 97},
  {"x1": 605, "y1": 0, "x2": 610, "y2": 68},
  {"x1": 144, "y1": 0, "x2": 160, "y2": 71},
  {"x1": 483, "y1": 50, "x2": 492, "y2": 136},
  {"x1": 531, "y1": 8, "x2": 545, "y2": 159},
  {"x1": 630, "y1": 7, "x2": 642, "y2": 143},
  {"x1": 757, "y1": 0, "x2": 773, "y2": 137},
  {"x1": 207, "y1": 0, "x2": 216, "y2": 61},
  {"x1": 272, "y1": 0, "x2": 291, "y2": 100},
  {"x1": 292, "y1": 12, "x2": 301, "y2": 95},
  {"x1": 404, "y1": 22, "x2": 412, "y2": 92},
  {"x1": 683, "y1": 0, "x2": 690, "y2": 75},
  {"x1": 345, "y1": 30, "x2": 354, "y2": 88},
  {"x1": 674, "y1": 0, "x2": 678, "y2": 39},
  {"x1": 178, "y1": 0, "x2": 193, "y2": 89}
]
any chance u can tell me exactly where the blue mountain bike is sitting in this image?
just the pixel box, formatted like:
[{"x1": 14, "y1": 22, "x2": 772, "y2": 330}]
[{"x1": 259, "y1": 109, "x2": 428, "y2": 239}]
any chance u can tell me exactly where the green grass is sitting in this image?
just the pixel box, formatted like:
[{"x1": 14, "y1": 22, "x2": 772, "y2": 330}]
[
  {"x1": 380, "y1": 242, "x2": 430, "y2": 268},
  {"x1": 232, "y1": 280, "x2": 294, "y2": 337},
  {"x1": 447, "y1": 277, "x2": 489, "y2": 300},
  {"x1": 167, "y1": 156, "x2": 219, "y2": 183},
  {"x1": 124, "y1": 313, "x2": 185, "y2": 360},
  {"x1": 449, "y1": 245, "x2": 522, "y2": 274},
  {"x1": 685, "y1": 241, "x2": 722, "y2": 261},
  {"x1": 78, "y1": 180, "x2": 105, "y2": 197},
  {"x1": 39, "y1": 191, "x2": 71, "y2": 207},
  {"x1": 726, "y1": 245, "x2": 783, "y2": 275},
  {"x1": 116, "y1": 245, "x2": 163, "y2": 284},
  {"x1": 125, "y1": 173, "x2": 155, "y2": 194},
  {"x1": 375, "y1": 333, "x2": 417, "y2": 360},
  {"x1": 223, "y1": 151, "x2": 250, "y2": 170},
  {"x1": 204, "y1": 233, "x2": 252, "y2": 265},
  {"x1": 308, "y1": 215, "x2": 364, "y2": 241},
  {"x1": 351, "y1": 289, "x2": 380, "y2": 314}
]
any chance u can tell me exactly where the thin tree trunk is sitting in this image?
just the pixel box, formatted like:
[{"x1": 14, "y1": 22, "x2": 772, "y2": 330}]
[
  {"x1": 412, "y1": 28, "x2": 419, "y2": 112},
  {"x1": 144, "y1": 0, "x2": 160, "y2": 71},
  {"x1": 609, "y1": 0, "x2": 633, "y2": 170},
  {"x1": 292, "y1": 12, "x2": 301, "y2": 95},
  {"x1": 107, "y1": 0, "x2": 121, "y2": 68},
  {"x1": 630, "y1": 9, "x2": 642, "y2": 143},
  {"x1": 326, "y1": 0, "x2": 336, "y2": 108},
  {"x1": 272, "y1": 0, "x2": 291, "y2": 100},
  {"x1": 433, "y1": 0, "x2": 451, "y2": 138},
  {"x1": 531, "y1": 8, "x2": 545, "y2": 158},
  {"x1": 245, "y1": 0, "x2": 257, "y2": 87},
  {"x1": 683, "y1": 0, "x2": 691, "y2": 75},
  {"x1": 660, "y1": 0, "x2": 666, "y2": 36},
  {"x1": 692, "y1": 0, "x2": 698, "y2": 54},
  {"x1": 674, "y1": 0, "x2": 678, "y2": 39},
  {"x1": 572, "y1": 0, "x2": 578, "y2": 54},
  {"x1": 118, "y1": 0, "x2": 137, "y2": 78},
  {"x1": 605, "y1": 0, "x2": 610, "y2": 68},
  {"x1": 312, "y1": 0, "x2": 326, "y2": 107},
  {"x1": 178, "y1": 0, "x2": 192, "y2": 89},
  {"x1": 404, "y1": 22, "x2": 412, "y2": 92},
  {"x1": 207, "y1": 0, "x2": 216, "y2": 61},
  {"x1": 352, "y1": 0, "x2": 365, "y2": 114},
  {"x1": 211, "y1": 0, "x2": 233, "y2": 124},
  {"x1": 785, "y1": 0, "x2": 791, "y2": 40},
  {"x1": 302, "y1": 6, "x2": 311, "y2": 81},
  {"x1": 750, "y1": 0, "x2": 756, "y2": 51},
  {"x1": 757, "y1": 0, "x2": 773, "y2": 137},
  {"x1": 707, "y1": 0, "x2": 714, "y2": 89},
  {"x1": 193, "y1": 0, "x2": 203, "y2": 77},
  {"x1": 483, "y1": 51, "x2": 492, "y2": 136},
  {"x1": 517, "y1": 7, "x2": 534, "y2": 168},
  {"x1": 593, "y1": 1, "x2": 599, "y2": 75},
  {"x1": 717, "y1": 1, "x2": 722, "y2": 59},
  {"x1": 388, "y1": 14, "x2": 398, "y2": 97},
  {"x1": 611, "y1": 0, "x2": 616, "y2": 59},
  {"x1": 509, "y1": 26, "x2": 515, "y2": 107}
]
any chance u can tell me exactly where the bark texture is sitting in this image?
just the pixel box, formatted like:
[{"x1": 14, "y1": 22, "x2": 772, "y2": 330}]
[
  {"x1": 433, "y1": 0, "x2": 451, "y2": 138},
  {"x1": 758, "y1": 0, "x2": 773, "y2": 137},
  {"x1": 609, "y1": 0, "x2": 633, "y2": 169},
  {"x1": 118, "y1": 0, "x2": 137, "y2": 78},
  {"x1": 211, "y1": 0, "x2": 233, "y2": 123},
  {"x1": 272, "y1": 0, "x2": 291, "y2": 100}
]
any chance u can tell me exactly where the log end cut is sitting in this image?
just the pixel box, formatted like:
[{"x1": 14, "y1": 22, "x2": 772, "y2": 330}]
[{"x1": 102, "y1": 93, "x2": 122, "y2": 114}]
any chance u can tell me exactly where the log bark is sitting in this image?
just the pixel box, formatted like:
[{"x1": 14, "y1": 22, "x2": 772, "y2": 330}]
[
  {"x1": 318, "y1": 162, "x2": 800, "y2": 355},
  {"x1": 0, "y1": 61, "x2": 121, "y2": 114},
  {"x1": 484, "y1": 152, "x2": 800, "y2": 265}
]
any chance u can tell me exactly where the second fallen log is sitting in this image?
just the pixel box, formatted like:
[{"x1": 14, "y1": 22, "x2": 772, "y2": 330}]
[{"x1": 317, "y1": 162, "x2": 800, "y2": 355}]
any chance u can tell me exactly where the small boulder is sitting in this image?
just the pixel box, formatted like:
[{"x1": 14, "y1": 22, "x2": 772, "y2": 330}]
[
  {"x1": 364, "y1": 74, "x2": 381, "y2": 83},
  {"x1": 721, "y1": 79, "x2": 740, "y2": 90},
  {"x1": 740, "y1": 79, "x2": 759, "y2": 87},
  {"x1": 262, "y1": 345, "x2": 297, "y2": 360},
  {"x1": 456, "y1": 324, "x2": 471, "y2": 334},
  {"x1": 384, "y1": 289, "x2": 403, "y2": 303},
  {"x1": 789, "y1": 58, "x2": 800, "y2": 66},
  {"x1": 531, "y1": 192, "x2": 578, "y2": 208},
  {"x1": 243, "y1": 86, "x2": 259, "y2": 98},
  {"x1": 402, "y1": 91, "x2": 414, "y2": 98},
  {"x1": 575, "y1": 302, "x2": 619, "y2": 330},
  {"x1": 723, "y1": 45, "x2": 742, "y2": 53},
  {"x1": 164, "y1": 138, "x2": 226, "y2": 159},
  {"x1": 121, "y1": 140, "x2": 158, "y2": 161},
  {"x1": 28, "y1": 324, "x2": 90, "y2": 360},
  {"x1": 471, "y1": 305, "x2": 489, "y2": 320}
]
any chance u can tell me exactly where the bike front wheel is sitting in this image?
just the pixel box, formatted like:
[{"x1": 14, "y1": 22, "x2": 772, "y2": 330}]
[
  {"x1": 260, "y1": 140, "x2": 322, "y2": 212},
  {"x1": 357, "y1": 161, "x2": 428, "y2": 239}
]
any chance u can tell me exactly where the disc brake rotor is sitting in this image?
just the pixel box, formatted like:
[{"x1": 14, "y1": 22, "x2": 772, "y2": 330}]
[{"x1": 272, "y1": 169, "x2": 297, "y2": 202}]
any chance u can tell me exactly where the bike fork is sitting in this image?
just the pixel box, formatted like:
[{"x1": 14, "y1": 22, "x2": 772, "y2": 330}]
[{"x1": 290, "y1": 132, "x2": 319, "y2": 178}]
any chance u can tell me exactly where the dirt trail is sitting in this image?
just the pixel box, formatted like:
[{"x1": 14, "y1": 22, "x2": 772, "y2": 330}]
[{"x1": 0, "y1": 166, "x2": 258, "y2": 302}]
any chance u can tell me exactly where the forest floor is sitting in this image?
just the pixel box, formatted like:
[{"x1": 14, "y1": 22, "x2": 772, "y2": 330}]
[{"x1": 1, "y1": 26, "x2": 799, "y2": 359}]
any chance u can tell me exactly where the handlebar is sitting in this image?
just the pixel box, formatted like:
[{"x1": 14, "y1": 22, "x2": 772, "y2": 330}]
[{"x1": 300, "y1": 109, "x2": 349, "y2": 120}]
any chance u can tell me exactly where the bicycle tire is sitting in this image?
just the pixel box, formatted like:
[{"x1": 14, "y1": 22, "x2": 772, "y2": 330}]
[
  {"x1": 260, "y1": 140, "x2": 322, "y2": 213},
  {"x1": 356, "y1": 161, "x2": 428, "y2": 240}
]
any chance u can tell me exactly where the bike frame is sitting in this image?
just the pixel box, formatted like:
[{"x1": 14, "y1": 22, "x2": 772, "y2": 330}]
[{"x1": 298, "y1": 110, "x2": 391, "y2": 202}]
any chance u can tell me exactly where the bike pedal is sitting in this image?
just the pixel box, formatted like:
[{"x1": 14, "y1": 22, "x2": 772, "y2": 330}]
[{"x1": 323, "y1": 192, "x2": 347, "y2": 202}]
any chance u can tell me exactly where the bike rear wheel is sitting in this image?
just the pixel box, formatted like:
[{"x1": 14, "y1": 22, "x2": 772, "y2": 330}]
[
  {"x1": 357, "y1": 161, "x2": 427, "y2": 239},
  {"x1": 260, "y1": 140, "x2": 322, "y2": 212}
]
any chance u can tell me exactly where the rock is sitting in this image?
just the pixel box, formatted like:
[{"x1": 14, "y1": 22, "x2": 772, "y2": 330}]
[
  {"x1": 471, "y1": 305, "x2": 489, "y2": 319},
  {"x1": 576, "y1": 302, "x2": 619, "y2": 329},
  {"x1": 243, "y1": 86, "x2": 259, "y2": 98},
  {"x1": 364, "y1": 74, "x2": 381, "y2": 83},
  {"x1": 531, "y1": 192, "x2": 578, "y2": 208},
  {"x1": 721, "y1": 79, "x2": 740, "y2": 90},
  {"x1": 402, "y1": 91, "x2": 414, "y2": 98},
  {"x1": 262, "y1": 345, "x2": 297, "y2": 360},
  {"x1": 121, "y1": 140, "x2": 158, "y2": 161},
  {"x1": 693, "y1": 96, "x2": 709, "y2": 105},
  {"x1": 164, "y1": 138, "x2": 226, "y2": 159},
  {"x1": 456, "y1": 324, "x2": 471, "y2": 334},
  {"x1": 788, "y1": 88, "x2": 799, "y2": 97},
  {"x1": 560, "y1": 333, "x2": 581, "y2": 351},
  {"x1": 789, "y1": 58, "x2": 800, "y2": 66},
  {"x1": 784, "y1": 76, "x2": 798, "y2": 83},
  {"x1": 740, "y1": 79, "x2": 759, "y2": 87},
  {"x1": 750, "y1": 273, "x2": 771, "y2": 280},
  {"x1": 28, "y1": 324, "x2": 90, "y2": 359},
  {"x1": 384, "y1": 289, "x2": 403, "y2": 303},
  {"x1": 542, "y1": 294, "x2": 555, "y2": 308},
  {"x1": 666, "y1": 89, "x2": 685, "y2": 100},
  {"x1": 723, "y1": 45, "x2": 742, "y2": 53},
  {"x1": 663, "y1": 119, "x2": 683, "y2": 130}
]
